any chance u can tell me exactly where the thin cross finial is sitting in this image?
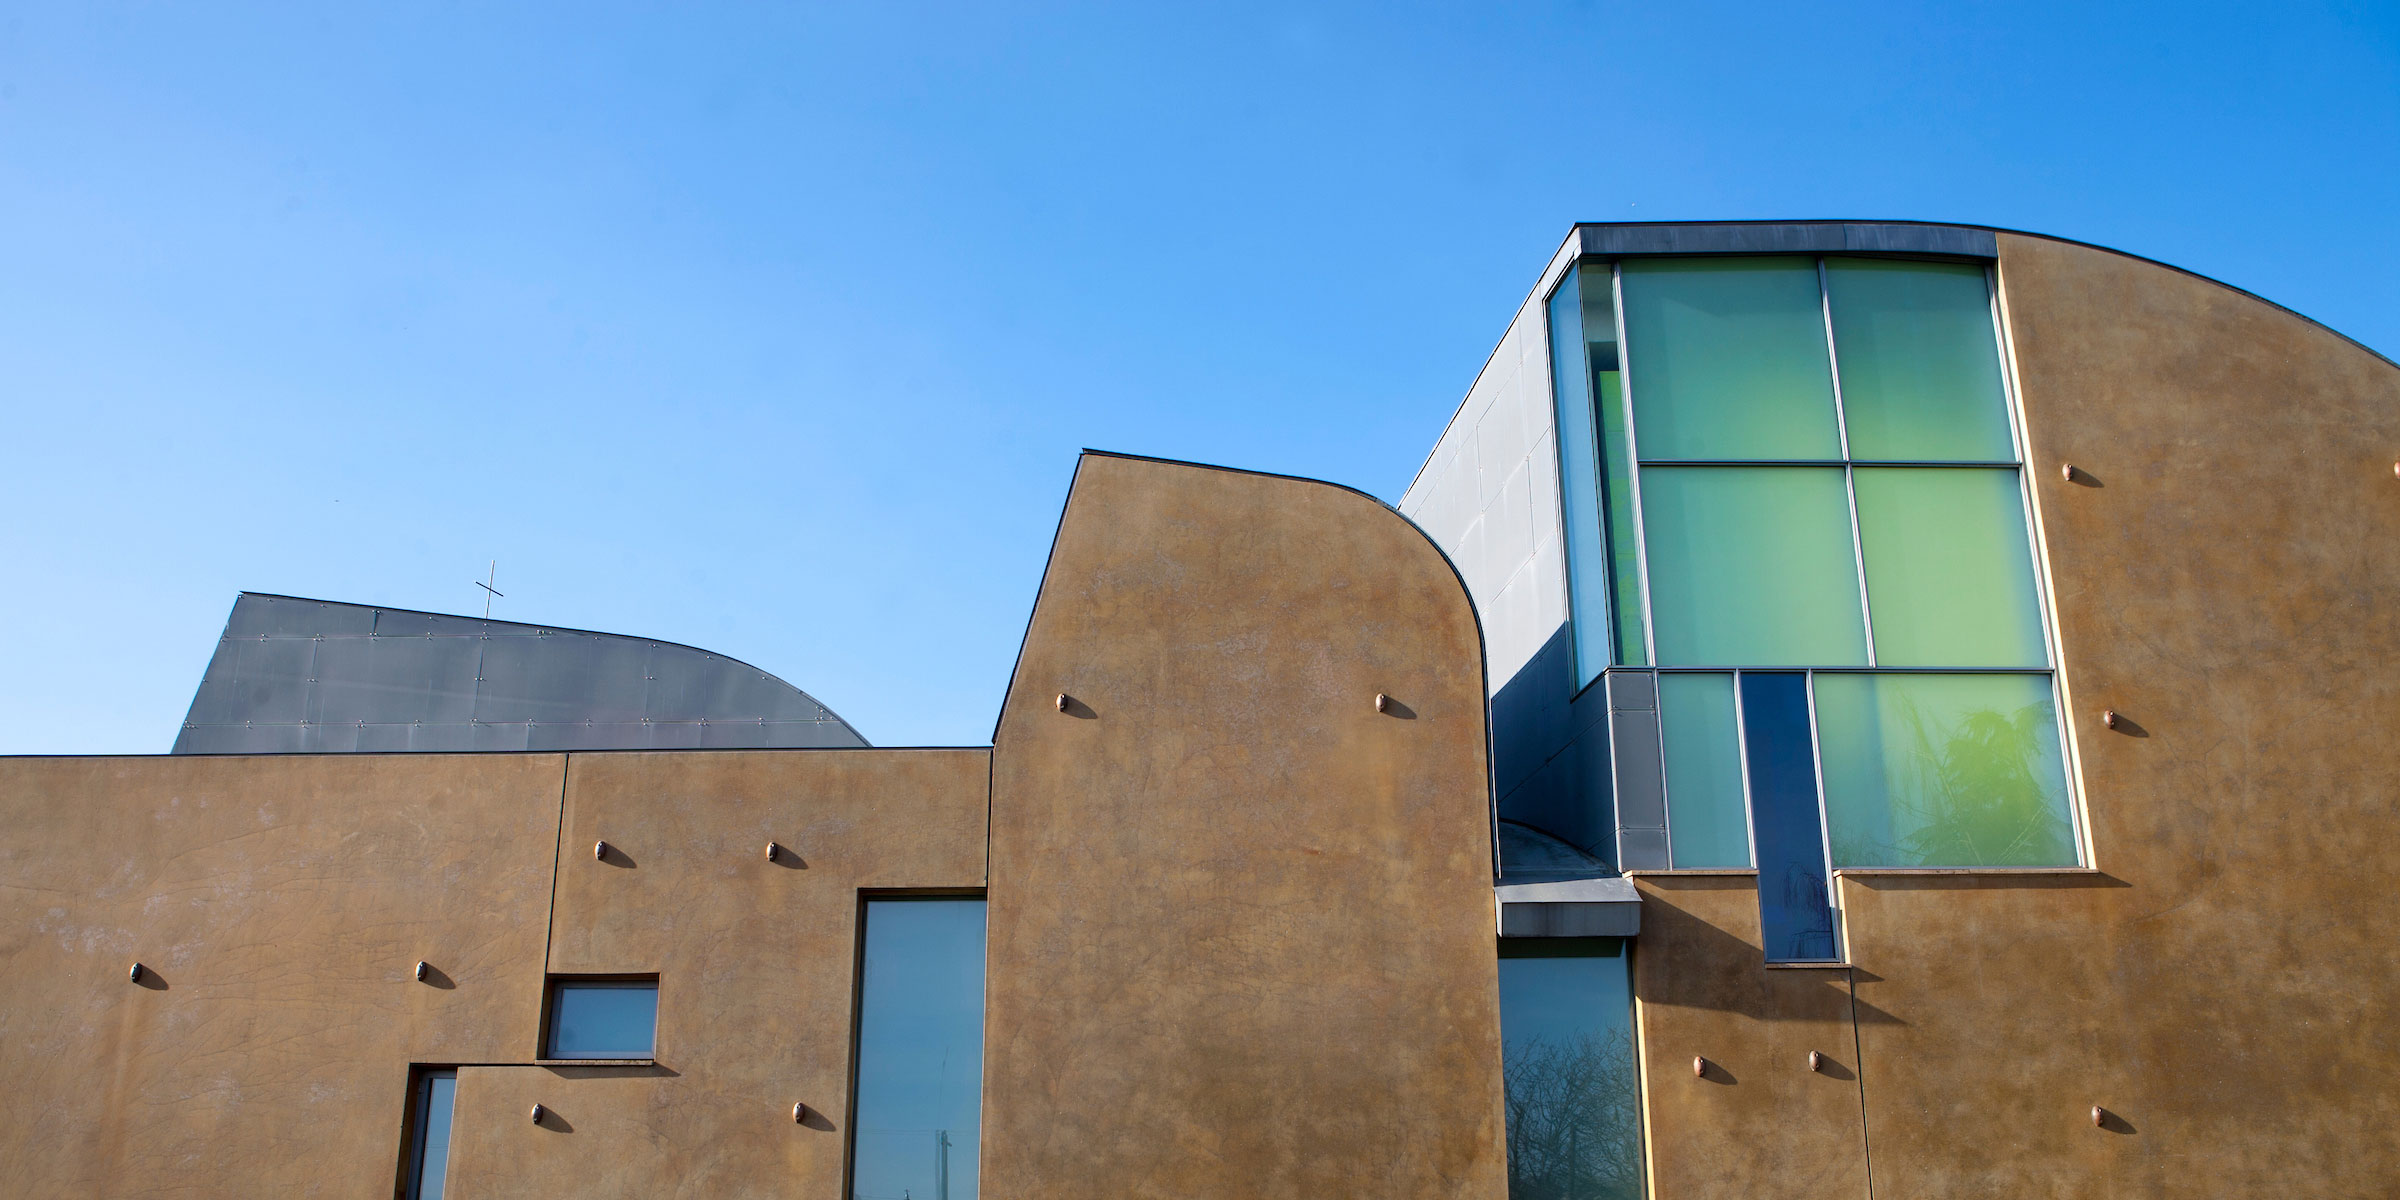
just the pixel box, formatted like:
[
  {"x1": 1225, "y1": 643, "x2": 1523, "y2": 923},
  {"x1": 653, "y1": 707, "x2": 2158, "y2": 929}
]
[{"x1": 474, "y1": 560, "x2": 504, "y2": 618}]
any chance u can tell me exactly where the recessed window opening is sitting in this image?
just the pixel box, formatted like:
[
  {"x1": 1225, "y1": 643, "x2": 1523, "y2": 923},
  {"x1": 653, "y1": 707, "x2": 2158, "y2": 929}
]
[
  {"x1": 402, "y1": 1067, "x2": 457, "y2": 1200},
  {"x1": 1498, "y1": 938, "x2": 1644, "y2": 1200},
  {"x1": 544, "y1": 977, "x2": 659, "y2": 1060},
  {"x1": 850, "y1": 897, "x2": 987, "y2": 1200}
]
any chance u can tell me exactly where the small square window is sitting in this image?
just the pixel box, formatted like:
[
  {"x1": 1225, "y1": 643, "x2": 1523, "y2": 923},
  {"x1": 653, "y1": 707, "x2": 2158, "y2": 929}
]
[{"x1": 544, "y1": 978, "x2": 658, "y2": 1060}]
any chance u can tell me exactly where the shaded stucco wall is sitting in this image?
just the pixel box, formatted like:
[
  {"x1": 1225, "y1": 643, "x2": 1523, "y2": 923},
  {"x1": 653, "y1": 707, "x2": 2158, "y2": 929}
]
[{"x1": 1629, "y1": 234, "x2": 2400, "y2": 1197}]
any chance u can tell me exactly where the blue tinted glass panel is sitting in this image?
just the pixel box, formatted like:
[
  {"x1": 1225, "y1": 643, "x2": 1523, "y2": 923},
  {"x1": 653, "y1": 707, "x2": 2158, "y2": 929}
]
[
  {"x1": 406, "y1": 1070, "x2": 456, "y2": 1200},
  {"x1": 546, "y1": 981, "x2": 658, "y2": 1059},
  {"x1": 1498, "y1": 940, "x2": 1643, "y2": 1200},
  {"x1": 1740, "y1": 673, "x2": 1839, "y2": 962},
  {"x1": 854, "y1": 899, "x2": 987, "y2": 1200},
  {"x1": 1549, "y1": 268, "x2": 1613, "y2": 688}
]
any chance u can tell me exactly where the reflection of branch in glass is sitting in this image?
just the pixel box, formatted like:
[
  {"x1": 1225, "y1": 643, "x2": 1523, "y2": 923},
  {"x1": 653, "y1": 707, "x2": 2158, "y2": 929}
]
[
  {"x1": 1888, "y1": 698, "x2": 2072, "y2": 866},
  {"x1": 1504, "y1": 1033, "x2": 1643, "y2": 1200}
]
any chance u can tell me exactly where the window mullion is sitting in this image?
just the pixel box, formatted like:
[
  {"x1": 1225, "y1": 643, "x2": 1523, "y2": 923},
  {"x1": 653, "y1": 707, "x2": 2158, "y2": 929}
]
[{"x1": 1819, "y1": 258, "x2": 1878, "y2": 668}]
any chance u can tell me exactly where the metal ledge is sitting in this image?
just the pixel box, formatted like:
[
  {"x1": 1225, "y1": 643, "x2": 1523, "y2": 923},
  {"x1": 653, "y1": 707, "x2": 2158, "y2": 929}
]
[{"x1": 1496, "y1": 876, "x2": 1641, "y2": 938}]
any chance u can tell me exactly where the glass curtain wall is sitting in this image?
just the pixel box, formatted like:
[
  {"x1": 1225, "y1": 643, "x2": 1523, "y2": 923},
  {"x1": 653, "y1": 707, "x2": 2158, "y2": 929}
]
[{"x1": 1546, "y1": 253, "x2": 2079, "y2": 957}]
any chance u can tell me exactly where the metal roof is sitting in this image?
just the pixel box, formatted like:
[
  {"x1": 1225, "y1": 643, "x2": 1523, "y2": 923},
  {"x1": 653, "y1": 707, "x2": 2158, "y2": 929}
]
[{"x1": 172, "y1": 593, "x2": 867, "y2": 753}]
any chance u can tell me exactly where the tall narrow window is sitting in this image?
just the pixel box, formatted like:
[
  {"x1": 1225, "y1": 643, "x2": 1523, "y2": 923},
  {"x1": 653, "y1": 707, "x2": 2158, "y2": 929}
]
[
  {"x1": 1741, "y1": 673, "x2": 1839, "y2": 962},
  {"x1": 852, "y1": 898, "x2": 987, "y2": 1200},
  {"x1": 403, "y1": 1068, "x2": 457, "y2": 1200},
  {"x1": 1498, "y1": 939, "x2": 1643, "y2": 1200}
]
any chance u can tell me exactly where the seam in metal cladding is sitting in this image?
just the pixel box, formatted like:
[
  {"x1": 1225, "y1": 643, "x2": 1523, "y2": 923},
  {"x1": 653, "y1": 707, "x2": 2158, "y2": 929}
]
[{"x1": 172, "y1": 592, "x2": 869, "y2": 753}]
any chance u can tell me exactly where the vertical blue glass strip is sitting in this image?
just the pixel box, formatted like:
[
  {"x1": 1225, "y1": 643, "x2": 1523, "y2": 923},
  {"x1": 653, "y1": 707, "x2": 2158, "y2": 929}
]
[
  {"x1": 408, "y1": 1070, "x2": 456, "y2": 1200},
  {"x1": 1739, "y1": 673, "x2": 1840, "y2": 962},
  {"x1": 1548, "y1": 269, "x2": 1612, "y2": 690}
]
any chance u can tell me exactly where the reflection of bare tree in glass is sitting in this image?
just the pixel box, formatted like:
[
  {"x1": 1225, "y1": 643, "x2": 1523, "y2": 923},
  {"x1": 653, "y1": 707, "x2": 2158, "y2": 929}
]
[
  {"x1": 1888, "y1": 698, "x2": 2072, "y2": 866},
  {"x1": 1504, "y1": 1033, "x2": 1643, "y2": 1200}
]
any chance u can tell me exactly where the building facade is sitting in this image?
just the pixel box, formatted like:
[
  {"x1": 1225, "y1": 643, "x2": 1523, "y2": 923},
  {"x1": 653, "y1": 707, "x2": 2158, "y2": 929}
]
[{"x1": 4, "y1": 221, "x2": 2397, "y2": 1197}]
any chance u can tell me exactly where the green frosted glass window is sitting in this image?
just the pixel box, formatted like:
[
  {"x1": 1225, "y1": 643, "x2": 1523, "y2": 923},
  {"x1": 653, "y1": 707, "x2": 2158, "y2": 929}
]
[
  {"x1": 1621, "y1": 258, "x2": 1840, "y2": 460},
  {"x1": 1815, "y1": 672, "x2": 2075, "y2": 867},
  {"x1": 1854, "y1": 468, "x2": 2046, "y2": 667},
  {"x1": 1826, "y1": 259, "x2": 2014, "y2": 461},
  {"x1": 1640, "y1": 467, "x2": 1867, "y2": 666},
  {"x1": 1659, "y1": 673, "x2": 1749, "y2": 867}
]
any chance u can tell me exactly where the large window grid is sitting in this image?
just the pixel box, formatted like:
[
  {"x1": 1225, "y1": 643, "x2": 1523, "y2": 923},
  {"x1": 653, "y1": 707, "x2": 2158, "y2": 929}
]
[{"x1": 1547, "y1": 253, "x2": 2084, "y2": 950}]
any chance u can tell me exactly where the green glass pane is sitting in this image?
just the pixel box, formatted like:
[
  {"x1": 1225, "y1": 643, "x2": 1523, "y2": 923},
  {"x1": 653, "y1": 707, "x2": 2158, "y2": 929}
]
[
  {"x1": 1815, "y1": 673, "x2": 2076, "y2": 867},
  {"x1": 1854, "y1": 468, "x2": 2046, "y2": 667},
  {"x1": 1621, "y1": 258, "x2": 1840, "y2": 460},
  {"x1": 1659, "y1": 673, "x2": 1748, "y2": 868},
  {"x1": 1639, "y1": 467, "x2": 1867, "y2": 666},
  {"x1": 1826, "y1": 259, "x2": 2014, "y2": 461}
]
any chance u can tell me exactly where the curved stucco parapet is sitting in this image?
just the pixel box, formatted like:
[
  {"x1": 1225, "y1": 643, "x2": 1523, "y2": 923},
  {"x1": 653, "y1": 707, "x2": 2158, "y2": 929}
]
[
  {"x1": 981, "y1": 451, "x2": 1506, "y2": 1199},
  {"x1": 173, "y1": 592, "x2": 868, "y2": 753}
]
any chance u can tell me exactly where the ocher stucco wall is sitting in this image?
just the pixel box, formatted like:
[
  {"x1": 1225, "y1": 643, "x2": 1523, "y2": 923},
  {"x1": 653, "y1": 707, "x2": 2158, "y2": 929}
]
[
  {"x1": 980, "y1": 453, "x2": 1510, "y2": 1199},
  {"x1": 1629, "y1": 236, "x2": 2400, "y2": 1198},
  {"x1": 445, "y1": 748, "x2": 988, "y2": 1197},
  {"x1": 0, "y1": 754, "x2": 563, "y2": 1196}
]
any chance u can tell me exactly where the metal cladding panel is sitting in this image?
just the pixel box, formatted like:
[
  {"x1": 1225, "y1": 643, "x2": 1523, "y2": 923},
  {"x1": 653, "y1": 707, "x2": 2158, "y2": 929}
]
[
  {"x1": 1576, "y1": 220, "x2": 1998, "y2": 259},
  {"x1": 172, "y1": 593, "x2": 868, "y2": 753}
]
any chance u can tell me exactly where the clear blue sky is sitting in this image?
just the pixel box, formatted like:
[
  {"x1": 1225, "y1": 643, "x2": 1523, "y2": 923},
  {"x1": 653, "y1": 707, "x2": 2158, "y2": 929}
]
[{"x1": 3, "y1": 2, "x2": 2393, "y2": 753}]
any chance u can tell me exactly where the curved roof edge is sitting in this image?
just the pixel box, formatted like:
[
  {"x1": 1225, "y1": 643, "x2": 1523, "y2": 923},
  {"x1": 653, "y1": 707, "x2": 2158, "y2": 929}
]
[
  {"x1": 173, "y1": 592, "x2": 868, "y2": 754},
  {"x1": 988, "y1": 448, "x2": 1503, "y2": 879}
]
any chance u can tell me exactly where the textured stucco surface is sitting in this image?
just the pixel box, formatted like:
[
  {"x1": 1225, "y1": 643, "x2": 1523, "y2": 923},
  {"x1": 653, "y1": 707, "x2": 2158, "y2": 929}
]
[
  {"x1": 1630, "y1": 876, "x2": 1868, "y2": 1198},
  {"x1": 980, "y1": 453, "x2": 1509, "y2": 1199},
  {"x1": 0, "y1": 753, "x2": 562, "y2": 1197},
  {"x1": 443, "y1": 748, "x2": 988, "y2": 1197}
]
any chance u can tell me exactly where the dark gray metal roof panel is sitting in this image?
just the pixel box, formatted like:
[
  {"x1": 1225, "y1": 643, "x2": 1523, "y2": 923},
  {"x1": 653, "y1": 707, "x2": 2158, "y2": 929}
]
[
  {"x1": 1575, "y1": 220, "x2": 1997, "y2": 259},
  {"x1": 172, "y1": 593, "x2": 869, "y2": 753}
]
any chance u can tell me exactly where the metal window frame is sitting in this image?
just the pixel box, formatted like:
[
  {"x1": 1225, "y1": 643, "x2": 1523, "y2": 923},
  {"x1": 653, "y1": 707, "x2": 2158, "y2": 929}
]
[
  {"x1": 1610, "y1": 261, "x2": 1662, "y2": 671},
  {"x1": 1819, "y1": 258, "x2": 1881, "y2": 669}
]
